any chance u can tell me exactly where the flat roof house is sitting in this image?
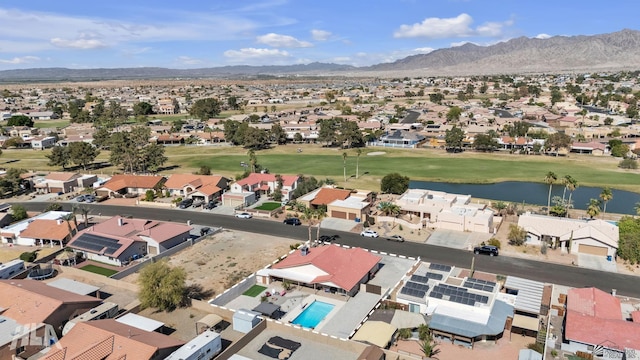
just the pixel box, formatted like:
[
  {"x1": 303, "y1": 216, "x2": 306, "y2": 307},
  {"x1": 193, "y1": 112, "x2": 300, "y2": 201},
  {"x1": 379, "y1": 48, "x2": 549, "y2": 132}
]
[
  {"x1": 258, "y1": 244, "x2": 381, "y2": 297},
  {"x1": 34, "y1": 172, "x2": 98, "y2": 194},
  {"x1": 394, "y1": 262, "x2": 513, "y2": 348}
]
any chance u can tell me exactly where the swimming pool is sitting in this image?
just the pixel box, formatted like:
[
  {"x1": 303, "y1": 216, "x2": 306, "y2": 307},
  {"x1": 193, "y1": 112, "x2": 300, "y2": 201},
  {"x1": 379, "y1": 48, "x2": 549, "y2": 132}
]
[{"x1": 291, "y1": 301, "x2": 334, "y2": 328}]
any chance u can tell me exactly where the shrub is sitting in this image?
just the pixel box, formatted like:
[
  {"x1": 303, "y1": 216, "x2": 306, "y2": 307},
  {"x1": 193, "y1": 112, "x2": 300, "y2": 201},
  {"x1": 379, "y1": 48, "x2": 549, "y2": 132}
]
[
  {"x1": 487, "y1": 238, "x2": 501, "y2": 249},
  {"x1": 619, "y1": 158, "x2": 638, "y2": 169},
  {"x1": 399, "y1": 224, "x2": 403, "y2": 231},
  {"x1": 20, "y1": 251, "x2": 37, "y2": 262},
  {"x1": 11, "y1": 205, "x2": 28, "y2": 222},
  {"x1": 397, "y1": 328, "x2": 412, "y2": 340},
  {"x1": 144, "y1": 190, "x2": 155, "y2": 202},
  {"x1": 44, "y1": 202, "x2": 63, "y2": 212}
]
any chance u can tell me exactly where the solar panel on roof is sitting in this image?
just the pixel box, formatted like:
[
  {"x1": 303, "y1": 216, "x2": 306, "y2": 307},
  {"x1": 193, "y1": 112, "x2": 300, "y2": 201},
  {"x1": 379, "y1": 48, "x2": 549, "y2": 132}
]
[
  {"x1": 429, "y1": 263, "x2": 452, "y2": 272},
  {"x1": 425, "y1": 272, "x2": 443, "y2": 280}
]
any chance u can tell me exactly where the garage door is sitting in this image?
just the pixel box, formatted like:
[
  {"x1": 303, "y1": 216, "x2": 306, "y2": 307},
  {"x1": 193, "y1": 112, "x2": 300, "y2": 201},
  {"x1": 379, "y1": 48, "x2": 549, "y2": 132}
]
[
  {"x1": 148, "y1": 245, "x2": 158, "y2": 255},
  {"x1": 578, "y1": 244, "x2": 608, "y2": 256},
  {"x1": 223, "y1": 198, "x2": 244, "y2": 207},
  {"x1": 331, "y1": 211, "x2": 347, "y2": 219},
  {"x1": 49, "y1": 187, "x2": 63, "y2": 194},
  {"x1": 348, "y1": 213, "x2": 357, "y2": 220}
]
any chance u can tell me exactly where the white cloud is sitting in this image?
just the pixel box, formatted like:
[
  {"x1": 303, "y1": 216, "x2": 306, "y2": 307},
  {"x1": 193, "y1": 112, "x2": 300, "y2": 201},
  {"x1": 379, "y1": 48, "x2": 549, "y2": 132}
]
[
  {"x1": 413, "y1": 47, "x2": 435, "y2": 54},
  {"x1": 50, "y1": 38, "x2": 107, "y2": 49},
  {"x1": 0, "y1": 55, "x2": 40, "y2": 64},
  {"x1": 223, "y1": 47, "x2": 290, "y2": 63},
  {"x1": 177, "y1": 56, "x2": 204, "y2": 65},
  {"x1": 0, "y1": 7, "x2": 259, "y2": 53},
  {"x1": 535, "y1": 33, "x2": 551, "y2": 39},
  {"x1": 394, "y1": 13, "x2": 474, "y2": 38},
  {"x1": 394, "y1": 13, "x2": 513, "y2": 39},
  {"x1": 256, "y1": 33, "x2": 312, "y2": 48},
  {"x1": 311, "y1": 29, "x2": 331, "y2": 41}
]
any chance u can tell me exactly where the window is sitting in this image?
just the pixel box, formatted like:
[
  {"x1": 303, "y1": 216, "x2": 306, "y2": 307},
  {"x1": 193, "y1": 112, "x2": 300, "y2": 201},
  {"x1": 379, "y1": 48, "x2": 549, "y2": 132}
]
[{"x1": 409, "y1": 303, "x2": 421, "y2": 313}]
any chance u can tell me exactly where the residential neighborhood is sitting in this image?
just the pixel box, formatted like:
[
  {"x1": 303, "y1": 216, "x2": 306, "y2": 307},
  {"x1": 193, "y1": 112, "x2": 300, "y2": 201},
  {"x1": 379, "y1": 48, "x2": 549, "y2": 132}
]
[{"x1": 1, "y1": 67, "x2": 640, "y2": 360}]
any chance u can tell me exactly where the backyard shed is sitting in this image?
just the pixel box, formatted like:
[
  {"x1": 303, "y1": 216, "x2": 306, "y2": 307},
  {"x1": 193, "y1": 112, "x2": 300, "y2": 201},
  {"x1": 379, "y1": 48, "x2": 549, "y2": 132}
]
[
  {"x1": 233, "y1": 309, "x2": 261, "y2": 334},
  {"x1": 253, "y1": 302, "x2": 281, "y2": 319}
]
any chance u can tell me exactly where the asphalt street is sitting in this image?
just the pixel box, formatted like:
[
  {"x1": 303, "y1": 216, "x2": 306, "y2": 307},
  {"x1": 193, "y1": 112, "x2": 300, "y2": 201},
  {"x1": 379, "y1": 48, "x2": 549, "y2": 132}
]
[{"x1": 17, "y1": 202, "x2": 640, "y2": 298}]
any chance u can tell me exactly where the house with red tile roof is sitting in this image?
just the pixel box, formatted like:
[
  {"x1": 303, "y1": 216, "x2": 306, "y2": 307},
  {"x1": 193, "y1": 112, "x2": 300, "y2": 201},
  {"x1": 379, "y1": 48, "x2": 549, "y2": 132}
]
[
  {"x1": 67, "y1": 216, "x2": 192, "y2": 265},
  {"x1": 38, "y1": 319, "x2": 184, "y2": 360},
  {"x1": 563, "y1": 287, "x2": 640, "y2": 355},
  {"x1": 96, "y1": 174, "x2": 166, "y2": 198},
  {"x1": 0, "y1": 280, "x2": 101, "y2": 345},
  {"x1": 259, "y1": 245, "x2": 381, "y2": 296},
  {"x1": 296, "y1": 186, "x2": 374, "y2": 220},
  {"x1": 229, "y1": 172, "x2": 300, "y2": 202},
  {"x1": 164, "y1": 174, "x2": 229, "y2": 203}
]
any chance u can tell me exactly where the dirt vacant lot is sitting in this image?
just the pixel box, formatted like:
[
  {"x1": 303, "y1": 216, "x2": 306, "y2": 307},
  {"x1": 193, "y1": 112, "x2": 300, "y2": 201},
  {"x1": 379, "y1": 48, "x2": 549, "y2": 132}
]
[{"x1": 123, "y1": 229, "x2": 300, "y2": 298}]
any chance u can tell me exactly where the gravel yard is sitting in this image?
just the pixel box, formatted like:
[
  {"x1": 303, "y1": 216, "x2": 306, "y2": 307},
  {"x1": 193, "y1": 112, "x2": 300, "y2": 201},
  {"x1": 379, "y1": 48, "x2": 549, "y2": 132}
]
[{"x1": 123, "y1": 229, "x2": 299, "y2": 298}]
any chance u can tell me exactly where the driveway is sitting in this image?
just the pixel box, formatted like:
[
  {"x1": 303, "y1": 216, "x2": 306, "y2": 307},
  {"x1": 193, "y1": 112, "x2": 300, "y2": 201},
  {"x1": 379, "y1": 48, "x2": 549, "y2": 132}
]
[
  {"x1": 426, "y1": 229, "x2": 492, "y2": 250},
  {"x1": 321, "y1": 218, "x2": 358, "y2": 232},
  {"x1": 578, "y1": 254, "x2": 618, "y2": 273}
]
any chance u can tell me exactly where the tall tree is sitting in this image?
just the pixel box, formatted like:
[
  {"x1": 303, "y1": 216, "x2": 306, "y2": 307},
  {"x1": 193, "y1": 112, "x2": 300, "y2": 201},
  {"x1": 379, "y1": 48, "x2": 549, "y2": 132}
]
[
  {"x1": 68, "y1": 142, "x2": 100, "y2": 170},
  {"x1": 544, "y1": 172, "x2": 557, "y2": 215},
  {"x1": 380, "y1": 173, "x2": 410, "y2": 194},
  {"x1": 7, "y1": 115, "x2": 34, "y2": 127},
  {"x1": 189, "y1": 98, "x2": 221, "y2": 120},
  {"x1": 445, "y1": 126, "x2": 465, "y2": 152},
  {"x1": 355, "y1": 148, "x2": 362, "y2": 179},
  {"x1": 133, "y1": 101, "x2": 154, "y2": 116},
  {"x1": 138, "y1": 260, "x2": 187, "y2": 311},
  {"x1": 599, "y1": 187, "x2": 613, "y2": 218},
  {"x1": 338, "y1": 120, "x2": 365, "y2": 148},
  {"x1": 269, "y1": 123, "x2": 287, "y2": 145},
  {"x1": 46, "y1": 146, "x2": 71, "y2": 170},
  {"x1": 586, "y1": 199, "x2": 601, "y2": 219},
  {"x1": 248, "y1": 149, "x2": 258, "y2": 173},
  {"x1": 342, "y1": 152, "x2": 347, "y2": 182},
  {"x1": 446, "y1": 106, "x2": 462, "y2": 122},
  {"x1": 564, "y1": 175, "x2": 578, "y2": 217}
]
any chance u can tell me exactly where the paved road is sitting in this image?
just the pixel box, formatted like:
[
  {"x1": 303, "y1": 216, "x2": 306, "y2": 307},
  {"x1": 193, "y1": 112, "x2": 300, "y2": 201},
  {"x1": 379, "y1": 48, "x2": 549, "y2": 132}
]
[
  {"x1": 18, "y1": 202, "x2": 640, "y2": 298},
  {"x1": 400, "y1": 110, "x2": 421, "y2": 124}
]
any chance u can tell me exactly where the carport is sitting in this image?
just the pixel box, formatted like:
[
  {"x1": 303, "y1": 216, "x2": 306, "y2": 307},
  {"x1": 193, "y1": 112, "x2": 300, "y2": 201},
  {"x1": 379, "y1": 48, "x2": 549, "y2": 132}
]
[{"x1": 196, "y1": 313, "x2": 223, "y2": 334}]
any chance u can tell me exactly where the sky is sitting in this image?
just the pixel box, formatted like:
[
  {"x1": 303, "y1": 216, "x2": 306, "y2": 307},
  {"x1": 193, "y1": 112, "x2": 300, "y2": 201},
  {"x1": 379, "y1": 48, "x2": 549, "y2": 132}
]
[{"x1": 0, "y1": 0, "x2": 637, "y2": 70}]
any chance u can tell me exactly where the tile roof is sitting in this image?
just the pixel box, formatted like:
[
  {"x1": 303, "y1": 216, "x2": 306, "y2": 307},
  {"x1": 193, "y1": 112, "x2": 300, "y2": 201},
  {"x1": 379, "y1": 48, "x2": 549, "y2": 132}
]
[
  {"x1": 310, "y1": 187, "x2": 352, "y2": 206},
  {"x1": 45, "y1": 172, "x2": 80, "y2": 182},
  {"x1": 0, "y1": 280, "x2": 101, "y2": 325},
  {"x1": 19, "y1": 218, "x2": 76, "y2": 241},
  {"x1": 235, "y1": 173, "x2": 299, "y2": 187},
  {"x1": 45, "y1": 319, "x2": 184, "y2": 360},
  {"x1": 102, "y1": 174, "x2": 165, "y2": 191},
  {"x1": 164, "y1": 174, "x2": 225, "y2": 192},
  {"x1": 272, "y1": 245, "x2": 381, "y2": 291},
  {"x1": 565, "y1": 287, "x2": 640, "y2": 351}
]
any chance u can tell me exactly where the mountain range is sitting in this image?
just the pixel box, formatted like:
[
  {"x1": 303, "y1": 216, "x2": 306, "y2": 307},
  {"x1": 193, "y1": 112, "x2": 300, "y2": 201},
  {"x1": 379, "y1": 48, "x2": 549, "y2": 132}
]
[{"x1": 2, "y1": 29, "x2": 640, "y2": 82}]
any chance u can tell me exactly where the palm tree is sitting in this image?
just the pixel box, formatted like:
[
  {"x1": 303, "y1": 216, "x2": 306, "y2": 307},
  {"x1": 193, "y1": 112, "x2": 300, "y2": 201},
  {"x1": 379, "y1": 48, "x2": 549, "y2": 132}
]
[
  {"x1": 544, "y1": 172, "x2": 557, "y2": 215},
  {"x1": 586, "y1": 199, "x2": 601, "y2": 219},
  {"x1": 565, "y1": 176, "x2": 578, "y2": 217},
  {"x1": 315, "y1": 208, "x2": 327, "y2": 241},
  {"x1": 599, "y1": 187, "x2": 613, "y2": 218},
  {"x1": 300, "y1": 207, "x2": 317, "y2": 244},
  {"x1": 78, "y1": 205, "x2": 91, "y2": 228},
  {"x1": 561, "y1": 175, "x2": 572, "y2": 204},
  {"x1": 247, "y1": 149, "x2": 257, "y2": 173},
  {"x1": 342, "y1": 152, "x2": 347, "y2": 182},
  {"x1": 355, "y1": 148, "x2": 362, "y2": 179}
]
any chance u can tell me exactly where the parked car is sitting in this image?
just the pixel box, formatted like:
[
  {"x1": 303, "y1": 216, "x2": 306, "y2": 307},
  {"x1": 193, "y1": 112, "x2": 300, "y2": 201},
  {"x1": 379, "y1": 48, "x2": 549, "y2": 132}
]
[
  {"x1": 84, "y1": 195, "x2": 96, "y2": 203},
  {"x1": 76, "y1": 195, "x2": 86, "y2": 202},
  {"x1": 283, "y1": 217, "x2": 301, "y2": 226},
  {"x1": 204, "y1": 201, "x2": 217, "y2": 210},
  {"x1": 360, "y1": 230, "x2": 379, "y2": 238},
  {"x1": 473, "y1": 245, "x2": 499, "y2": 256},
  {"x1": 387, "y1": 235, "x2": 405, "y2": 242},
  {"x1": 235, "y1": 212, "x2": 252, "y2": 219},
  {"x1": 192, "y1": 198, "x2": 204, "y2": 208},
  {"x1": 178, "y1": 198, "x2": 193, "y2": 209}
]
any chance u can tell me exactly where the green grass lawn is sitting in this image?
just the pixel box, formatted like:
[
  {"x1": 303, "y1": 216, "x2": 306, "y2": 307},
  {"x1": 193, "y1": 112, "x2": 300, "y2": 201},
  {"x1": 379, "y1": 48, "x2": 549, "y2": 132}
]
[
  {"x1": 243, "y1": 284, "x2": 267, "y2": 297},
  {"x1": 33, "y1": 120, "x2": 70, "y2": 129},
  {"x1": 80, "y1": 264, "x2": 118, "y2": 277},
  {"x1": 254, "y1": 202, "x2": 282, "y2": 211},
  {"x1": 2, "y1": 143, "x2": 639, "y2": 193}
]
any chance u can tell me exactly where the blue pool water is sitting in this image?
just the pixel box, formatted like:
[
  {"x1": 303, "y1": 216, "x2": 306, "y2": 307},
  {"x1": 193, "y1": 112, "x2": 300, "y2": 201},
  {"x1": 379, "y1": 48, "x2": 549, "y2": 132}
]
[{"x1": 291, "y1": 301, "x2": 334, "y2": 328}]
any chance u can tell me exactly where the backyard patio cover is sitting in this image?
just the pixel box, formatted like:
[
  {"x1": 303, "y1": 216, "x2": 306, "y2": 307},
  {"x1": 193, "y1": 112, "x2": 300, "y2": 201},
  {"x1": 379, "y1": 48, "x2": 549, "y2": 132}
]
[{"x1": 253, "y1": 302, "x2": 281, "y2": 318}]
